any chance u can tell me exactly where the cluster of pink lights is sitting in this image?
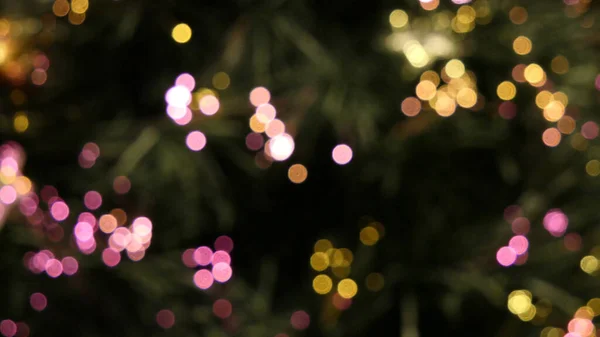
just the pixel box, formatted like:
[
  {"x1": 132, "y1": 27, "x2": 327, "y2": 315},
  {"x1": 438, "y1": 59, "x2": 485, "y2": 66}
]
[
  {"x1": 497, "y1": 206, "x2": 575, "y2": 267},
  {"x1": 78, "y1": 142, "x2": 100, "y2": 168},
  {"x1": 181, "y1": 235, "x2": 234, "y2": 289},
  {"x1": 98, "y1": 216, "x2": 154, "y2": 266},
  {"x1": 246, "y1": 87, "x2": 296, "y2": 162},
  {"x1": 24, "y1": 250, "x2": 78, "y2": 277},
  {"x1": 496, "y1": 206, "x2": 531, "y2": 267},
  {"x1": 165, "y1": 73, "x2": 221, "y2": 127}
]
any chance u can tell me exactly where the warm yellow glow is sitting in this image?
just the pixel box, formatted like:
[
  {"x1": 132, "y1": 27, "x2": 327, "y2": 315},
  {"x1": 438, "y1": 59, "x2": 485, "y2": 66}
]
[
  {"x1": 212, "y1": 72, "x2": 230, "y2": 90},
  {"x1": 508, "y1": 290, "x2": 532, "y2": 315},
  {"x1": 496, "y1": 81, "x2": 517, "y2": 100},
  {"x1": 249, "y1": 114, "x2": 266, "y2": 133},
  {"x1": 313, "y1": 274, "x2": 333, "y2": 295},
  {"x1": 13, "y1": 112, "x2": 29, "y2": 133},
  {"x1": 172, "y1": 23, "x2": 192, "y2": 44},
  {"x1": 551, "y1": 55, "x2": 569, "y2": 74},
  {"x1": 365, "y1": 273, "x2": 384, "y2": 292},
  {"x1": 518, "y1": 305, "x2": 536, "y2": 321},
  {"x1": 314, "y1": 239, "x2": 333, "y2": 253},
  {"x1": 70, "y1": 0, "x2": 89, "y2": 14},
  {"x1": 416, "y1": 80, "x2": 437, "y2": 101},
  {"x1": 543, "y1": 101, "x2": 565, "y2": 122},
  {"x1": 420, "y1": 70, "x2": 440, "y2": 87},
  {"x1": 456, "y1": 88, "x2": 477, "y2": 108},
  {"x1": 524, "y1": 64, "x2": 544, "y2": 84},
  {"x1": 288, "y1": 164, "x2": 308, "y2": 184},
  {"x1": 574, "y1": 306, "x2": 594, "y2": 319},
  {"x1": 310, "y1": 252, "x2": 329, "y2": 271},
  {"x1": 457, "y1": 6, "x2": 476, "y2": 24},
  {"x1": 13, "y1": 176, "x2": 32, "y2": 195},
  {"x1": 359, "y1": 227, "x2": 379, "y2": 246},
  {"x1": 535, "y1": 90, "x2": 554, "y2": 109},
  {"x1": 581, "y1": 255, "x2": 599, "y2": 274},
  {"x1": 404, "y1": 41, "x2": 429, "y2": 68},
  {"x1": 337, "y1": 279, "x2": 358, "y2": 299},
  {"x1": 587, "y1": 298, "x2": 600, "y2": 316},
  {"x1": 389, "y1": 10, "x2": 409, "y2": 28},
  {"x1": 586, "y1": 160, "x2": 600, "y2": 177},
  {"x1": 445, "y1": 59, "x2": 465, "y2": 78},
  {"x1": 513, "y1": 36, "x2": 532, "y2": 55},
  {"x1": 434, "y1": 93, "x2": 456, "y2": 117},
  {"x1": 553, "y1": 92, "x2": 568, "y2": 107}
]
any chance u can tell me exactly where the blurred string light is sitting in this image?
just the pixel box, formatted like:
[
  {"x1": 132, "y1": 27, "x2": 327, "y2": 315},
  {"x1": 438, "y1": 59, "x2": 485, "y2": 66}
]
[
  {"x1": 309, "y1": 222, "x2": 384, "y2": 305},
  {"x1": 403, "y1": 59, "x2": 480, "y2": 118},
  {"x1": 182, "y1": 236, "x2": 235, "y2": 290},
  {"x1": 172, "y1": 23, "x2": 192, "y2": 43}
]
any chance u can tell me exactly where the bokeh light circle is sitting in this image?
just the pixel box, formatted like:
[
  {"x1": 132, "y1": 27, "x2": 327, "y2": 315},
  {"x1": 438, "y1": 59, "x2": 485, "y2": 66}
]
[{"x1": 332, "y1": 144, "x2": 353, "y2": 165}]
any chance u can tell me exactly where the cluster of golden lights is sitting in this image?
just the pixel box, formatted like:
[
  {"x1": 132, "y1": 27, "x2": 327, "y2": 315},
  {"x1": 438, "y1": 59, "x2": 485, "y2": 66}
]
[{"x1": 402, "y1": 59, "x2": 481, "y2": 118}]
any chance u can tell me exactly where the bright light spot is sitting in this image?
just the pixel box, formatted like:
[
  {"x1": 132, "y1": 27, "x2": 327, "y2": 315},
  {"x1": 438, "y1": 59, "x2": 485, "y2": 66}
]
[
  {"x1": 175, "y1": 73, "x2": 195, "y2": 91},
  {"x1": 212, "y1": 250, "x2": 231, "y2": 265},
  {"x1": 50, "y1": 201, "x2": 69, "y2": 221},
  {"x1": 199, "y1": 95, "x2": 219, "y2": 115},
  {"x1": 543, "y1": 209, "x2": 568, "y2": 237},
  {"x1": 507, "y1": 290, "x2": 532, "y2": 314},
  {"x1": 513, "y1": 36, "x2": 532, "y2": 55},
  {"x1": 581, "y1": 255, "x2": 598, "y2": 274},
  {"x1": 496, "y1": 246, "x2": 517, "y2": 267},
  {"x1": 337, "y1": 278, "x2": 358, "y2": 299},
  {"x1": 497, "y1": 81, "x2": 517, "y2": 100},
  {"x1": 310, "y1": 252, "x2": 329, "y2": 271},
  {"x1": 269, "y1": 133, "x2": 295, "y2": 161},
  {"x1": 0, "y1": 185, "x2": 16, "y2": 205},
  {"x1": 508, "y1": 235, "x2": 528, "y2": 255},
  {"x1": 45, "y1": 258, "x2": 63, "y2": 278},
  {"x1": 332, "y1": 144, "x2": 353, "y2": 165},
  {"x1": 212, "y1": 262, "x2": 232, "y2": 283},
  {"x1": 389, "y1": 10, "x2": 409, "y2": 28},
  {"x1": 256, "y1": 104, "x2": 276, "y2": 124},
  {"x1": 102, "y1": 248, "x2": 121, "y2": 267},
  {"x1": 194, "y1": 269, "x2": 214, "y2": 289},
  {"x1": 265, "y1": 119, "x2": 285, "y2": 138},
  {"x1": 186, "y1": 131, "x2": 207, "y2": 151},
  {"x1": 74, "y1": 222, "x2": 94, "y2": 241},
  {"x1": 288, "y1": 164, "x2": 308, "y2": 184},
  {"x1": 312, "y1": 274, "x2": 333, "y2": 294},
  {"x1": 172, "y1": 23, "x2": 192, "y2": 43},
  {"x1": 249, "y1": 87, "x2": 270, "y2": 107},
  {"x1": 445, "y1": 59, "x2": 465, "y2": 78},
  {"x1": 165, "y1": 85, "x2": 191, "y2": 108}
]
